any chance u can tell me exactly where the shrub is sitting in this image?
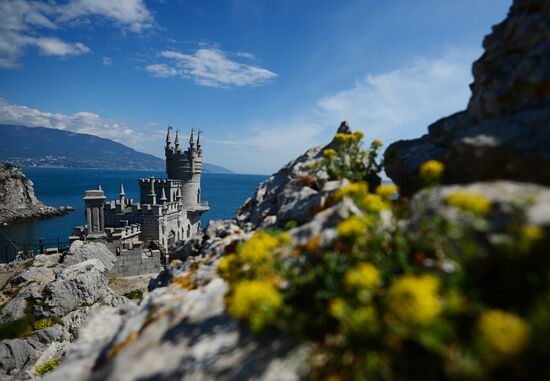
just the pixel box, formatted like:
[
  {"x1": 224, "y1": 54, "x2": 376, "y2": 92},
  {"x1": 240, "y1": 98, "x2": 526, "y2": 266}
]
[
  {"x1": 34, "y1": 357, "x2": 61, "y2": 376},
  {"x1": 33, "y1": 318, "x2": 53, "y2": 330},
  {"x1": 218, "y1": 152, "x2": 549, "y2": 380}
]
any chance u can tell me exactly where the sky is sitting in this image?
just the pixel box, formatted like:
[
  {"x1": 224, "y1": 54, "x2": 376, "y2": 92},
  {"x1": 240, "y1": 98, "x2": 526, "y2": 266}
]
[{"x1": 0, "y1": 0, "x2": 512, "y2": 174}]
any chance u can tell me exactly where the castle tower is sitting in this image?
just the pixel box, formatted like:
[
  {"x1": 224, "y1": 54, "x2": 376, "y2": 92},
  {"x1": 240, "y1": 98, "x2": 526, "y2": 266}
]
[
  {"x1": 83, "y1": 187, "x2": 106, "y2": 239},
  {"x1": 165, "y1": 127, "x2": 204, "y2": 208},
  {"x1": 148, "y1": 177, "x2": 157, "y2": 205}
]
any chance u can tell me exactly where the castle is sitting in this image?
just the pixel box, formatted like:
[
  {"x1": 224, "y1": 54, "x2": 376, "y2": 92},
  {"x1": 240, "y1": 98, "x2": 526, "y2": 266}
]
[{"x1": 72, "y1": 127, "x2": 208, "y2": 262}]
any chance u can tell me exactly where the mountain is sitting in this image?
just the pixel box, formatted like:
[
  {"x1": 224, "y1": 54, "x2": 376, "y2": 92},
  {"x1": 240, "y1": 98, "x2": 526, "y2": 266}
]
[{"x1": 0, "y1": 124, "x2": 233, "y2": 173}]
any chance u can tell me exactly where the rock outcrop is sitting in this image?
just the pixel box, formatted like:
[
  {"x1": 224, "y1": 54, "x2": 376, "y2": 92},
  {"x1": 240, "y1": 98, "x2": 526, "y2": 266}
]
[
  {"x1": 384, "y1": 0, "x2": 550, "y2": 195},
  {"x1": 0, "y1": 163, "x2": 72, "y2": 225},
  {"x1": 0, "y1": 242, "x2": 128, "y2": 380}
]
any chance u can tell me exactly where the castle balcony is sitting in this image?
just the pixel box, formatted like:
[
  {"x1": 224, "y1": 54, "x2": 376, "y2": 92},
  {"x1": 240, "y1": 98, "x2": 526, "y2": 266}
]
[{"x1": 185, "y1": 201, "x2": 209, "y2": 212}]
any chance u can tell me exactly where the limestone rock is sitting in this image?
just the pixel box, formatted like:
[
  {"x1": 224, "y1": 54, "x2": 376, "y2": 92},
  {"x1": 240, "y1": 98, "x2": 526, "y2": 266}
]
[
  {"x1": 384, "y1": 0, "x2": 550, "y2": 195},
  {"x1": 0, "y1": 162, "x2": 72, "y2": 225},
  {"x1": 46, "y1": 259, "x2": 127, "y2": 317},
  {"x1": 64, "y1": 241, "x2": 117, "y2": 271}
]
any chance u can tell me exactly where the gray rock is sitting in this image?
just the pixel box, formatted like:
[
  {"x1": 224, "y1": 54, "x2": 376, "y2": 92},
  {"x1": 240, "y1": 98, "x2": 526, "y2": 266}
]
[
  {"x1": 64, "y1": 241, "x2": 117, "y2": 271},
  {"x1": 384, "y1": 0, "x2": 550, "y2": 195},
  {"x1": 46, "y1": 259, "x2": 127, "y2": 317}
]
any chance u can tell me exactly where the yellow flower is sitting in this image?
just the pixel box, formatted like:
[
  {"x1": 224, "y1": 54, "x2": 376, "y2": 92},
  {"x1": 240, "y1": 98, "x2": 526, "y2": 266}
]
[
  {"x1": 218, "y1": 253, "x2": 238, "y2": 278},
  {"x1": 361, "y1": 194, "x2": 388, "y2": 213},
  {"x1": 375, "y1": 184, "x2": 398, "y2": 200},
  {"x1": 329, "y1": 298, "x2": 347, "y2": 319},
  {"x1": 419, "y1": 160, "x2": 444, "y2": 183},
  {"x1": 238, "y1": 231, "x2": 284, "y2": 266},
  {"x1": 228, "y1": 280, "x2": 282, "y2": 332},
  {"x1": 387, "y1": 274, "x2": 442, "y2": 324},
  {"x1": 371, "y1": 139, "x2": 383, "y2": 148},
  {"x1": 478, "y1": 310, "x2": 530, "y2": 356},
  {"x1": 334, "y1": 132, "x2": 355, "y2": 145},
  {"x1": 337, "y1": 216, "x2": 367, "y2": 238},
  {"x1": 446, "y1": 191, "x2": 492, "y2": 216},
  {"x1": 33, "y1": 318, "x2": 53, "y2": 330},
  {"x1": 335, "y1": 182, "x2": 369, "y2": 200},
  {"x1": 345, "y1": 262, "x2": 380, "y2": 289},
  {"x1": 353, "y1": 130, "x2": 364, "y2": 141},
  {"x1": 521, "y1": 224, "x2": 544, "y2": 242},
  {"x1": 323, "y1": 148, "x2": 337, "y2": 159}
]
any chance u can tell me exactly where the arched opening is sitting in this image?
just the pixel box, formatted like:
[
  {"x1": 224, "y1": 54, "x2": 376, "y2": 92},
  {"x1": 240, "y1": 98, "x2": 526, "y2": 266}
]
[
  {"x1": 197, "y1": 188, "x2": 200, "y2": 204},
  {"x1": 187, "y1": 223, "x2": 191, "y2": 238},
  {"x1": 168, "y1": 230, "x2": 176, "y2": 247}
]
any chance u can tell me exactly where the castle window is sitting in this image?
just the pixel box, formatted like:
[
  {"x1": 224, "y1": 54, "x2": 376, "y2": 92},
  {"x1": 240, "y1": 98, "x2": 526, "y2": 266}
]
[{"x1": 197, "y1": 189, "x2": 200, "y2": 204}]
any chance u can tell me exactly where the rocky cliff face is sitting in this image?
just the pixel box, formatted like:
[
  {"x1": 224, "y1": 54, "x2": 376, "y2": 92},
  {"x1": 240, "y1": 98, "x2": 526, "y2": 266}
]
[
  {"x1": 384, "y1": 0, "x2": 550, "y2": 195},
  {"x1": 0, "y1": 163, "x2": 71, "y2": 225}
]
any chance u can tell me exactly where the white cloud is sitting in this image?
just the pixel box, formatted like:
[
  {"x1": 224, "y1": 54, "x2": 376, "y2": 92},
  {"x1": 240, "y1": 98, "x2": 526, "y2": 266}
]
[
  {"x1": 236, "y1": 51, "x2": 256, "y2": 60},
  {"x1": 59, "y1": 0, "x2": 154, "y2": 32},
  {"x1": 102, "y1": 56, "x2": 112, "y2": 65},
  {"x1": 0, "y1": 0, "x2": 153, "y2": 68},
  {"x1": 316, "y1": 47, "x2": 478, "y2": 144},
  {"x1": 0, "y1": 98, "x2": 146, "y2": 146},
  {"x1": 205, "y1": 47, "x2": 479, "y2": 174},
  {"x1": 147, "y1": 48, "x2": 277, "y2": 88}
]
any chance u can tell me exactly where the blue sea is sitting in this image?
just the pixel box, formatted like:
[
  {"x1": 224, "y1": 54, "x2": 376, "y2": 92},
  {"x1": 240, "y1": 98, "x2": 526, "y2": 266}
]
[{"x1": 0, "y1": 168, "x2": 267, "y2": 261}]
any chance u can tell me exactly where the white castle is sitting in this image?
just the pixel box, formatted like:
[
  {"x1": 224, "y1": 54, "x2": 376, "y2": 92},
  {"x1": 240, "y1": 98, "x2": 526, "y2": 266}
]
[{"x1": 73, "y1": 127, "x2": 208, "y2": 252}]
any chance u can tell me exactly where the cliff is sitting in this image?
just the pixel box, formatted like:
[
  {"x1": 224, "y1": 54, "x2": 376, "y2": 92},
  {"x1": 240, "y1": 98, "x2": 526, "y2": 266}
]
[
  {"x1": 384, "y1": 0, "x2": 550, "y2": 195},
  {"x1": 0, "y1": 163, "x2": 72, "y2": 226}
]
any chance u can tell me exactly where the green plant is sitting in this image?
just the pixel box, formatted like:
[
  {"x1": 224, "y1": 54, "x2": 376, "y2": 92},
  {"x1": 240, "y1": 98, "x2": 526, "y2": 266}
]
[
  {"x1": 124, "y1": 290, "x2": 144, "y2": 300},
  {"x1": 218, "y1": 146, "x2": 549, "y2": 380},
  {"x1": 33, "y1": 318, "x2": 53, "y2": 330},
  {"x1": 34, "y1": 357, "x2": 62, "y2": 376}
]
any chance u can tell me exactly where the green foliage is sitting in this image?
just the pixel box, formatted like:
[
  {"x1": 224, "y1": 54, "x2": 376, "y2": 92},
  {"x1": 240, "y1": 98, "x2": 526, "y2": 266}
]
[
  {"x1": 124, "y1": 290, "x2": 144, "y2": 300},
  {"x1": 218, "y1": 149, "x2": 550, "y2": 380},
  {"x1": 318, "y1": 131, "x2": 383, "y2": 182},
  {"x1": 34, "y1": 357, "x2": 62, "y2": 376},
  {"x1": 0, "y1": 298, "x2": 36, "y2": 340}
]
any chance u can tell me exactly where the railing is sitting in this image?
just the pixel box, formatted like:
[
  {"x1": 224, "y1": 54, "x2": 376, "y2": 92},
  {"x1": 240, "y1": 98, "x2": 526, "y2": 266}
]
[{"x1": 0, "y1": 238, "x2": 71, "y2": 263}]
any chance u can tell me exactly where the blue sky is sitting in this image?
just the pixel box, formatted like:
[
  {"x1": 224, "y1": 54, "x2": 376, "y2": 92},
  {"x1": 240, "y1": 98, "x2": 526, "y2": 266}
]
[{"x1": 0, "y1": 0, "x2": 511, "y2": 174}]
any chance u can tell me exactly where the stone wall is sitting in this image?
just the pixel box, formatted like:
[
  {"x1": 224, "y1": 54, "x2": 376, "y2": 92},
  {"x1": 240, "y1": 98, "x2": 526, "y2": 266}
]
[{"x1": 108, "y1": 249, "x2": 162, "y2": 278}]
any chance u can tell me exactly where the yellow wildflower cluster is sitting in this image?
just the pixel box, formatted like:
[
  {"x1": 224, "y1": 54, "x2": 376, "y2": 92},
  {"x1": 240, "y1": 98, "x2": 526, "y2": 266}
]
[
  {"x1": 387, "y1": 274, "x2": 442, "y2": 324},
  {"x1": 375, "y1": 184, "x2": 398, "y2": 201},
  {"x1": 238, "y1": 231, "x2": 287, "y2": 266},
  {"x1": 334, "y1": 131, "x2": 364, "y2": 145},
  {"x1": 345, "y1": 262, "x2": 380, "y2": 289},
  {"x1": 521, "y1": 224, "x2": 544, "y2": 242},
  {"x1": 478, "y1": 310, "x2": 530, "y2": 356},
  {"x1": 33, "y1": 318, "x2": 53, "y2": 330},
  {"x1": 361, "y1": 194, "x2": 388, "y2": 213},
  {"x1": 323, "y1": 148, "x2": 337, "y2": 159},
  {"x1": 446, "y1": 191, "x2": 492, "y2": 216},
  {"x1": 337, "y1": 216, "x2": 367, "y2": 238},
  {"x1": 419, "y1": 160, "x2": 444, "y2": 183},
  {"x1": 371, "y1": 139, "x2": 383, "y2": 148},
  {"x1": 335, "y1": 182, "x2": 368, "y2": 200},
  {"x1": 228, "y1": 279, "x2": 282, "y2": 332}
]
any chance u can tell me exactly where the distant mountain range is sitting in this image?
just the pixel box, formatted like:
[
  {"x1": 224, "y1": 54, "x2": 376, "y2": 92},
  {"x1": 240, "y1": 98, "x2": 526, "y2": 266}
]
[{"x1": 0, "y1": 124, "x2": 233, "y2": 173}]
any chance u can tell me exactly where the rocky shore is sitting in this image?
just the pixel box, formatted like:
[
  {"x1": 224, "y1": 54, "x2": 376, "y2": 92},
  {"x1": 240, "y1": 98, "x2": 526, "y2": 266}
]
[{"x1": 0, "y1": 163, "x2": 73, "y2": 226}]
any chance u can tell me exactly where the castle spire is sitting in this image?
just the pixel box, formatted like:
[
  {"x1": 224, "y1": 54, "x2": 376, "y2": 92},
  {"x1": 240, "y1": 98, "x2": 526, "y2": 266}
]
[
  {"x1": 98, "y1": 182, "x2": 102, "y2": 191},
  {"x1": 174, "y1": 129, "x2": 180, "y2": 150},
  {"x1": 148, "y1": 177, "x2": 157, "y2": 205},
  {"x1": 166, "y1": 126, "x2": 172, "y2": 147},
  {"x1": 196, "y1": 130, "x2": 201, "y2": 147},
  {"x1": 160, "y1": 187, "x2": 167, "y2": 203},
  {"x1": 119, "y1": 182, "x2": 126, "y2": 205},
  {"x1": 189, "y1": 128, "x2": 194, "y2": 145}
]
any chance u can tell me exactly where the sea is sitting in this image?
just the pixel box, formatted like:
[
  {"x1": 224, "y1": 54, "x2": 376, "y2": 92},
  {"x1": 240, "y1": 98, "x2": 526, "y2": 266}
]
[{"x1": 0, "y1": 168, "x2": 267, "y2": 261}]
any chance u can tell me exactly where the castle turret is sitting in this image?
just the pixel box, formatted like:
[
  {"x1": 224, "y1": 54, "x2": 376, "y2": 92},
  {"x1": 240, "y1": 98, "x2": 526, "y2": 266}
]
[
  {"x1": 174, "y1": 129, "x2": 180, "y2": 151},
  {"x1": 160, "y1": 187, "x2": 167, "y2": 204},
  {"x1": 148, "y1": 177, "x2": 157, "y2": 205},
  {"x1": 165, "y1": 126, "x2": 172, "y2": 149},
  {"x1": 119, "y1": 182, "x2": 126, "y2": 205},
  {"x1": 189, "y1": 128, "x2": 195, "y2": 151},
  {"x1": 84, "y1": 186, "x2": 106, "y2": 239}
]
